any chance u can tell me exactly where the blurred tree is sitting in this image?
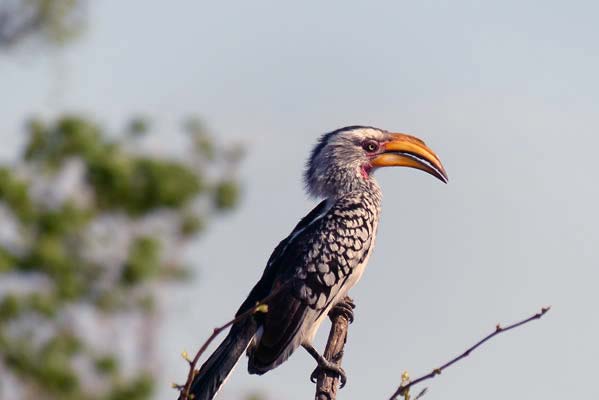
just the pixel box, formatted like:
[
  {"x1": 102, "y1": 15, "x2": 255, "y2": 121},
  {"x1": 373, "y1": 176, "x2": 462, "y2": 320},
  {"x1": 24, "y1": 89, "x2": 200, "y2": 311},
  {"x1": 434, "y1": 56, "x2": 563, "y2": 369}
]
[
  {"x1": 0, "y1": 0, "x2": 86, "y2": 48},
  {"x1": 1, "y1": 2, "x2": 246, "y2": 399},
  {"x1": 0, "y1": 115, "x2": 242, "y2": 399}
]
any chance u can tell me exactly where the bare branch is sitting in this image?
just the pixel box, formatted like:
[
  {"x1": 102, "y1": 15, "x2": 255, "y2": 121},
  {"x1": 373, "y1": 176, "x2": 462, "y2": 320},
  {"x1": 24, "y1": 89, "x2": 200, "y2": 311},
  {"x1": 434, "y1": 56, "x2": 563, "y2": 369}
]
[
  {"x1": 388, "y1": 306, "x2": 551, "y2": 400},
  {"x1": 175, "y1": 290, "x2": 549, "y2": 400},
  {"x1": 314, "y1": 297, "x2": 355, "y2": 400}
]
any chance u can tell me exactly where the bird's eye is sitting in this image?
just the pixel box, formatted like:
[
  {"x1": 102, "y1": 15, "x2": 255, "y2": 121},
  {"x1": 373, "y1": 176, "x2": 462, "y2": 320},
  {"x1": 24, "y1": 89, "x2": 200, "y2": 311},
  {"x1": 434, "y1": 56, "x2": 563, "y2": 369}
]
[{"x1": 362, "y1": 140, "x2": 379, "y2": 153}]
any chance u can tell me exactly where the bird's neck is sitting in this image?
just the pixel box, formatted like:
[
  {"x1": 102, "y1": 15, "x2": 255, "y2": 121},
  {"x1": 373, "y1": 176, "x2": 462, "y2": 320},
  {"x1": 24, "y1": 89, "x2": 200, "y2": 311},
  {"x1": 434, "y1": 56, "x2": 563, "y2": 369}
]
[
  {"x1": 329, "y1": 176, "x2": 382, "y2": 213},
  {"x1": 307, "y1": 163, "x2": 382, "y2": 209}
]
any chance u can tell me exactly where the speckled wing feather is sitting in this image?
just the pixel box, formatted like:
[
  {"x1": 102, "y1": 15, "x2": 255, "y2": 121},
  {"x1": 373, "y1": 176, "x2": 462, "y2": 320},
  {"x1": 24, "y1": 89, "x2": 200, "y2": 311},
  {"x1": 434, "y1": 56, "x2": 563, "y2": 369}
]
[
  {"x1": 234, "y1": 199, "x2": 330, "y2": 316},
  {"x1": 244, "y1": 192, "x2": 379, "y2": 373}
]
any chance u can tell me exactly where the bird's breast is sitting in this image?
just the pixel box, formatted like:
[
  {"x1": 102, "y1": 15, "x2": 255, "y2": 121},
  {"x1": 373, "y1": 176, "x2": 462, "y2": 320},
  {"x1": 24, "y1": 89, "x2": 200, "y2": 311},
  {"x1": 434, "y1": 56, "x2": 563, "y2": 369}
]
[
  {"x1": 301, "y1": 219, "x2": 379, "y2": 345},
  {"x1": 295, "y1": 207, "x2": 379, "y2": 311}
]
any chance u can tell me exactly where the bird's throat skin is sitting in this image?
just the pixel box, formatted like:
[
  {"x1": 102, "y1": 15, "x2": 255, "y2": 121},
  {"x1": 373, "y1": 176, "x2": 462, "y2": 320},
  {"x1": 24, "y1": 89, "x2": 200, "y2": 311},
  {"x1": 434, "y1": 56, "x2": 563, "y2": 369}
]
[{"x1": 360, "y1": 163, "x2": 373, "y2": 179}]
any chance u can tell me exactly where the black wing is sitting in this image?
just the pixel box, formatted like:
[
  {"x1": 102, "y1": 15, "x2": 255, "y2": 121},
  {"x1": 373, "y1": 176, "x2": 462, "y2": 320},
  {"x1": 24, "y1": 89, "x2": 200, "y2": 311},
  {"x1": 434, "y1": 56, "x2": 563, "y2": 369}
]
[
  {"x1": 235, "y1": 199, "x2": 330, "y2": 316},
  {"x1": 241, "y1": 194, "x2": 377, "y2": 373}
]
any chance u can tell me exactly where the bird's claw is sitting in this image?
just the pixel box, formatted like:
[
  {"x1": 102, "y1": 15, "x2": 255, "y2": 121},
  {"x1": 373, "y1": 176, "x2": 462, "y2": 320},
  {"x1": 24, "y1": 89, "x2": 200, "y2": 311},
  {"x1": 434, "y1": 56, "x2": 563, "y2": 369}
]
[
  {"x1": 309, "y1": 357, "x2": 347, "y2": 388},
  {"x1": 329, "y1": 296, "x2": 355, "y2": 323},
  {"x1": 310, "y1": 368, "x2": 318, "y2": 384}
]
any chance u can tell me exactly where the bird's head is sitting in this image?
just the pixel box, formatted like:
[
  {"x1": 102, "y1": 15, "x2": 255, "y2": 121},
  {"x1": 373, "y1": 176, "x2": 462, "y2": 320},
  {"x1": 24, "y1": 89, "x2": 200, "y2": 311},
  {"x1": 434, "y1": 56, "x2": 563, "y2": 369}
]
[{"x1": 304, "y1": 126, "x2": 448, "y2": 199}]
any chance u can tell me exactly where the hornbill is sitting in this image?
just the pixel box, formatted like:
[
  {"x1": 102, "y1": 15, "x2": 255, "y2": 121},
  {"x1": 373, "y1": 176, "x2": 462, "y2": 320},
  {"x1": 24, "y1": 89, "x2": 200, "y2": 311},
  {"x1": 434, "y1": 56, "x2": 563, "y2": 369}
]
[{"x1": 185, "y1": 126, "x2": 447, "y2": 400}]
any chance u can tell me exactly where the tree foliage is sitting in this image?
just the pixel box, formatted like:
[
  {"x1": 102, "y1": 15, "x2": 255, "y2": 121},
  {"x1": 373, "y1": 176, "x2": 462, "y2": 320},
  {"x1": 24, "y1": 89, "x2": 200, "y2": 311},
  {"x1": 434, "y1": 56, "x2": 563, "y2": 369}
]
[
  {"x1": 0, "y1": 115, "x2": 242, "y2": 399},
  {"x1": 0, "y1": 0, "x2": 86, "y2": 48}
]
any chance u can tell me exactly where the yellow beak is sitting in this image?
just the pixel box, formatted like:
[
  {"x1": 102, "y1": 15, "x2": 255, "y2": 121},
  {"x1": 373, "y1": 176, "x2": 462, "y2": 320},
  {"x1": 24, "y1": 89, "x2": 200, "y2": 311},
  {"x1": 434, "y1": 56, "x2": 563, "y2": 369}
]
[{"x1": 371, "y1": 133, "x2": 448, "y2": 183}]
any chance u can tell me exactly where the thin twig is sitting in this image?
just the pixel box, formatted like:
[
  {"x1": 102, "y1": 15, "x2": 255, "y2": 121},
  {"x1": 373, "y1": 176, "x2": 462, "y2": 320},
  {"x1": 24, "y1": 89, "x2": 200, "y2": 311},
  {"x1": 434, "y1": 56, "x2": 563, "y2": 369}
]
[
  {"x1": 389, "y1": 306, "x2": 551, "y2": 400},
  {"x1": 177, "y1": 286, "x2": 287, "y2": 400}
]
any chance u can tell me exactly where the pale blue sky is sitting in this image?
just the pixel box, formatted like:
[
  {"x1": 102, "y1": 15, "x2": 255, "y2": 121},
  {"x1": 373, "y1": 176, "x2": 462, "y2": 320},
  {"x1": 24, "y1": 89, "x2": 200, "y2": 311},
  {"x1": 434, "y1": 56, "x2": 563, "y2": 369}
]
[{"x1": 2, "y1": 1, "x2": 598, "y2": 399}]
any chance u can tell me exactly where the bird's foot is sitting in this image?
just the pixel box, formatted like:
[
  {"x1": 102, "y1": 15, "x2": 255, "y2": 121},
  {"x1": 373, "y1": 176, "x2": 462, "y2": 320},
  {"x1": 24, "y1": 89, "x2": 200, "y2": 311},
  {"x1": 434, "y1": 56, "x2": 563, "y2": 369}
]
[
  {"x1": 303, "y1": 344, "x2": 347, "y2": 388},
  {"x1": 329, "y1": 296, "x2": 355, "y2": 323},
  {"x1": 309, "y1": 358, "x2": 347, "y2": 388}
]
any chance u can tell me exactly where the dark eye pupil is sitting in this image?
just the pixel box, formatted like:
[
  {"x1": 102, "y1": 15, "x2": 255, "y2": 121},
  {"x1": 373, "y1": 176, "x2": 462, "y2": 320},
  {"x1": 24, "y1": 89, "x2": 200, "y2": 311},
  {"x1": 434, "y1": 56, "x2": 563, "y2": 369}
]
[{"x1": 364, "y1": 141, "x2": 377, "y2": 152}]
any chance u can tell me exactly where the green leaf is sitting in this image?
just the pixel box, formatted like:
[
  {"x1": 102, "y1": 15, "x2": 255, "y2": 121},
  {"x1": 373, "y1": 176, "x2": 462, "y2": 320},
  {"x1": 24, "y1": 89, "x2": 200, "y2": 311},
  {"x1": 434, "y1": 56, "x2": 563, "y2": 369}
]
[
  {"x1": 214, "y1": 180, "x2": 240, "y2": 210},
  {"x1": 121, "y1": 236, "x2": 161, "y2": 285}
]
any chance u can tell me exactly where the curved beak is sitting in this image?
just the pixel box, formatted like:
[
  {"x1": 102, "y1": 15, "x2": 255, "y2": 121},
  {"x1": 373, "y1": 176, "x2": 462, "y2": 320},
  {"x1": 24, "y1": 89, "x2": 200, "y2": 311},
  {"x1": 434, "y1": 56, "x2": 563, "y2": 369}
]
[{"x1": 371, "y1": 133, "x2": 448, "y2": 183}]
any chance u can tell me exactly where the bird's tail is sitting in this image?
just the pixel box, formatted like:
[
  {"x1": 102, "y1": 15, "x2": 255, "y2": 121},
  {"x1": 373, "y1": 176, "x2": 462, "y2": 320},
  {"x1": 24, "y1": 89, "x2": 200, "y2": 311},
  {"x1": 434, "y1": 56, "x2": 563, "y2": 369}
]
[{"x1": 182, "y1": 318, "x2": 257, "y2": 400}]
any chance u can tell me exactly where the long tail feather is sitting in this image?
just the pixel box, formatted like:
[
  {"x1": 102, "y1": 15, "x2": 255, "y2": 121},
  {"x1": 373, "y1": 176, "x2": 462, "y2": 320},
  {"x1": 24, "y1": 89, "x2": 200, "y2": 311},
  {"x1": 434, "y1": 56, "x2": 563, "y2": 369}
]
[{"x1": 182, "y1": 318, "x2": 257, "y2": 400}]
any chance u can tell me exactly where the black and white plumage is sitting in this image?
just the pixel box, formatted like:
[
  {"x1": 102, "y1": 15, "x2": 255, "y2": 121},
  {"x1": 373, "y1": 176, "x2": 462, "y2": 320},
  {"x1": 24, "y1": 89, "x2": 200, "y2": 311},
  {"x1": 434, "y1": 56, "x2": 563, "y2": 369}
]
[{"x1": 185, "y1": 126, "x2": 447, "y2": 400}]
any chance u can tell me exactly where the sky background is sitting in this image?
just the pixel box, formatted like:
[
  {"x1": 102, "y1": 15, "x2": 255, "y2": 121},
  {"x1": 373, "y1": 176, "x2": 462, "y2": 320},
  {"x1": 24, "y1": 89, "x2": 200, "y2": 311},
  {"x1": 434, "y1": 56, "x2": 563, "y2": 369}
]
[{"x1": 2, "y1": 1, "x2": 598, "y2": 399}]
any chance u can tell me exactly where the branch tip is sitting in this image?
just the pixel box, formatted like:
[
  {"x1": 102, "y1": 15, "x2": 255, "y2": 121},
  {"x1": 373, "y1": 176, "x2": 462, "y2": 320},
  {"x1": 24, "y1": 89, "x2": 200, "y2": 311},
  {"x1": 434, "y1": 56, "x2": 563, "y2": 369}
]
[
  {"x1": 541, "y1": 306, "x2": 551, "y2": 314},
  {"x1": 414, "y1": 387, "x2": 428, "y2": 400},
  {"x1": 401, "y1": 371, "x2": 410, "y2": 383},
  {"x1": 388, "y1": 305, "x2": 551, "y2": 400}
]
